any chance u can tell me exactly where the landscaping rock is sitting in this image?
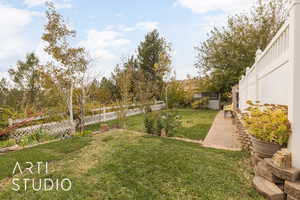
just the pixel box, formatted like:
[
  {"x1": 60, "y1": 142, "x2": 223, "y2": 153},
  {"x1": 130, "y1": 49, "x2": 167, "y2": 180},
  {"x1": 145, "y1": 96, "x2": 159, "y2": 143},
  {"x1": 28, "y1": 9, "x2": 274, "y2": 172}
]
[
  {"x1": 284, "y1": 181, "x2": 300, "y2": 199},
  {"x1": 253, "y1": 176, "x2": 285, "y2": 200},
  {"x1": 160, "y1": 129, "x2": 166, "y2": 137},
  {"x1": 255, "y1": 161, "x2": 284, "y2": 184},
  {"x1": 0, "y1": 145, "x2": 22, "y2": 153},
  {"x1": 272, "y1": 149, "x2": 292, "y2": 169},
  {"x1": 265, "y1": 158, "x2": 300, "y2": 181},
  {"x1": 287, "y1": 195, "x2": 298, "y2": 200},
  {"x1": 251, "y1": 152, "x2": 264, "y2": 166}
]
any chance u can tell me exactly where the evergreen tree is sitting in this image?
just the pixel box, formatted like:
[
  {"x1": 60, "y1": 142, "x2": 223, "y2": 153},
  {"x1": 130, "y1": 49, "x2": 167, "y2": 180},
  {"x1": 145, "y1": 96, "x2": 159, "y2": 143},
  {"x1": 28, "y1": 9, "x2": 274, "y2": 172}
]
[{"x1": 137, "y1": 30, "x2": 171, "y2": 99}]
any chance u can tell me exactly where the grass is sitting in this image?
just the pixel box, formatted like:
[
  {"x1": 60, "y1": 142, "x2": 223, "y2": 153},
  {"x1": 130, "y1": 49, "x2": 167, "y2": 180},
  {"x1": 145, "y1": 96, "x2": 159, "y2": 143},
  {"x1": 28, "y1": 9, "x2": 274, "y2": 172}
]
[
  {"x1": 85, "y1": 109, "x2": 218, "y2": 140},
  {"x1": 0, "y1": 136, "x2": 92, "y2": 180},
  {"x1": 0, "y1": 131, "x2": 262, "y2": 200},
  {"x1": 0, "y1": 138, "x2": 16, "y2": 148},
  {"x1": 172, "y1": 109, "x2": 217, "y2": 140}
]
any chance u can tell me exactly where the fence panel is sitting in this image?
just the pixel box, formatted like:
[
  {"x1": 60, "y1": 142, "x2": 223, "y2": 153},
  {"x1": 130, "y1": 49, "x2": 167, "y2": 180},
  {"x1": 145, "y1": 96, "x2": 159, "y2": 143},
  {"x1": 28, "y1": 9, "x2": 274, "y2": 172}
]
[{"x1": 238, "y1": 0, "x2": 300, "y2": 168}]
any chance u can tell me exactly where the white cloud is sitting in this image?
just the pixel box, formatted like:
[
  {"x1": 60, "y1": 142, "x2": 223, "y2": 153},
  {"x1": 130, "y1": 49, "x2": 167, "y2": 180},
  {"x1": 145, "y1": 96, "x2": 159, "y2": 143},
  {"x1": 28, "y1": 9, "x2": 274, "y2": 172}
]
[
  {"x1": 194, "y1": 14, "x2": 228, "y2": 33},
  {"x1": 24, "y1": 0, "x2": 72, "y2": 9},
  {"x1": 0, "y1": 3, "x2": 39, "y2": 72},
  {"x1": 79, "y1": 29, "x2": 131, "y2": 61},
  {"x1": 136, "y1": 22, "x2": 159, "y2": 31},
  {"x1": 175, "y1": 0, "x2": 252, "y2": 14},
  {"x1": 104, "y1": 21, "x2": 159, "y2": 33},
  {"x1": 24, "y1": 0, "x2": 46, "y2": 7}
]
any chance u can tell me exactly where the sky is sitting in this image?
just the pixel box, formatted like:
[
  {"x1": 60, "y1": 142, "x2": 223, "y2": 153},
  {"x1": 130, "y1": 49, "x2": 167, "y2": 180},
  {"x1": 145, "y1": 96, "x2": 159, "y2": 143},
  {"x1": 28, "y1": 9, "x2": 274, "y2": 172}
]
[{"x1": 0, "y1": 0, "x2": 254, "y2": 80}]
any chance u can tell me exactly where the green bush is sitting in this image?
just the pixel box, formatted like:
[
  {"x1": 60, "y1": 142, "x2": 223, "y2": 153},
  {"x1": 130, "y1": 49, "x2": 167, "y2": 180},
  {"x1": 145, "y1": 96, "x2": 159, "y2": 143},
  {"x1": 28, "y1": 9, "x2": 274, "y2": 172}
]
[
  {"x1": 242, "y1": 101, "x2": 291, "y2": 145},
  {"x1": 76, "y1": 130, "x2": 93, "y2": 137},
  {"x1": 192, "y1": 97, "x2": 209, "y2": 109},
  {"x1": 144, "y1": 114, "x2": 156, "y2": 135},
  {"x1": 144, "y1": 112, "x2": 181, "y2": 137},
  {"x1": 165, "y1": 80, "x2": 192, "y2": 108},
  {"x1": 158, "y1": 112, "x2": 181, "y2": 137}
]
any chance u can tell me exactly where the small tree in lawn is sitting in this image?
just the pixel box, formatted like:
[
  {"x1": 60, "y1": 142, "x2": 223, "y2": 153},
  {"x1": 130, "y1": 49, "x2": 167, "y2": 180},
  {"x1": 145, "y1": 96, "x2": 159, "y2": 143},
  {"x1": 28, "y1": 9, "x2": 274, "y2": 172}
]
[
  {"x1": 42, "y1": 2, "x2": 88, "y2": 133},
  {"x1": 135, "y1": 70, "x2": 154, "y2": 112},
  {"x1": 114, "y1": 64, "x2": 133, "y2": 129}
]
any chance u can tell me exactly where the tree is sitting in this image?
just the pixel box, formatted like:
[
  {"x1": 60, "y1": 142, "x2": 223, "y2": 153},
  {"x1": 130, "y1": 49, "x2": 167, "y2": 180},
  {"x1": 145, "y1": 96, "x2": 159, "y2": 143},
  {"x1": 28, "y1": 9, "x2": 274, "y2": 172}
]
[
  {"x1": 196, "y1": 0, "x2": 287, "y2": 96},
  {"x1": 99, "y1": 77, "x2": 119, "y2": 104},
  {"x1": 8, "y1": 53, "x2": 42, "y2": 109},
  {"x1": 42, "y1": 2, "x2": 88, "y2": 129},
  {"x1": 137, "y1": 30, "x2": 171, "y2": 99},
  {"x1": 114, "y1": 64, "x2": 133, "y2": 128}
]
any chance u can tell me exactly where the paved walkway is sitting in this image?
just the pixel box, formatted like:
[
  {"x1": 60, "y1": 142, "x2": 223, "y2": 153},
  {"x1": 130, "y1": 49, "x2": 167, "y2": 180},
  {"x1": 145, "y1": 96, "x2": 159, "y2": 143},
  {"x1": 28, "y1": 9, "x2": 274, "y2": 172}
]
[{"x1": 203, "y1": 111, "x2": 242, "y2": 151}]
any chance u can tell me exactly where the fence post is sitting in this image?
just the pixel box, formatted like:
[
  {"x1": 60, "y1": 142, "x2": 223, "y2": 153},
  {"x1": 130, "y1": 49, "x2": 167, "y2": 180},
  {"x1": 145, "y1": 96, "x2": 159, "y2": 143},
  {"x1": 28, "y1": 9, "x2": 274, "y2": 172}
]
[
  {"x1": 103, "y1": 107, "x2": 106, "y2": 121},
  {"x1": 255, "y1": 49, "x2": 262, "y2": 102},
  {"x1": 288, "y1": 0, "x2": 300, "y2": 168},
  {"x1": 8, "y1": 118, "x2": 13, "y2": 126}
]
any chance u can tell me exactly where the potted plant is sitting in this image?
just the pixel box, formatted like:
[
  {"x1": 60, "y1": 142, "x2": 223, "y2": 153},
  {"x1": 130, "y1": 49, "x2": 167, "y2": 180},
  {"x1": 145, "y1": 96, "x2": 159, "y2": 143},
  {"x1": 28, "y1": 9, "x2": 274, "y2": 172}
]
[{"x1": 242, "y1": 101, "x2": 291, "y2": 158}]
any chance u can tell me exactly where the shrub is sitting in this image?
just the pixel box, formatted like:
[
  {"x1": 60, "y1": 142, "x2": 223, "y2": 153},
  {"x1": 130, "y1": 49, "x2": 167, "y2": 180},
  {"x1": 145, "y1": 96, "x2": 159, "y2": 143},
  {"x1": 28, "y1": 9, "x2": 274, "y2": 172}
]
[
  {"x1": 76, "y1": 130, "x2": 93, "y2": 137},
  {"x1": 192, "y1": 97, "x2": 209, "y2": 109},
  {"x1": 144, "y1": 114, "x2": 156, "y2": 135},
  {"x1": 242, "y1": 101, "x2": 291, "y2": 145},
  {"x1": 144, "y1": 111, "x2": 181, "y2": 137},
  {"x1": 29, "y1": 130, "x2": 42, "y2": 142},
  {"x1": 157, "y1": 112, "x2": 181, "y2": 137}
]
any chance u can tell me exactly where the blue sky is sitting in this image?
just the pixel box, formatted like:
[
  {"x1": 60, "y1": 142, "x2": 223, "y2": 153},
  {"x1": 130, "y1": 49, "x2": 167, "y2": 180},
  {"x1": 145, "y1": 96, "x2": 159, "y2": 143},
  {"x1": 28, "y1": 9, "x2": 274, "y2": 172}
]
[{"x1": 0, "y1": 0, "x2": 253, "y2": 80}]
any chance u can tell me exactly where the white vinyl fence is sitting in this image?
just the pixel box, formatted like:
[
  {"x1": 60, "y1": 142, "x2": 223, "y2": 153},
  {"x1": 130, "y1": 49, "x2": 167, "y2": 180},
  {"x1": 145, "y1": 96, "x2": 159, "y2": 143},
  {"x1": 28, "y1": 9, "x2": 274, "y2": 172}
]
[{"x1": 238, "y1": 0, "x2": 300, "y2": 168}]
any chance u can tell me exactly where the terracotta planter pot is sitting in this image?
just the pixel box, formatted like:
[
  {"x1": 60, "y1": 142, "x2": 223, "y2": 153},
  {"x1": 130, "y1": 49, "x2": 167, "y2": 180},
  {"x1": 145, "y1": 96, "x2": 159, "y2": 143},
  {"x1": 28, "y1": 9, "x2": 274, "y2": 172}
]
[{"x1": 250, "y1": 136, "x2": 282, "y2": 158}]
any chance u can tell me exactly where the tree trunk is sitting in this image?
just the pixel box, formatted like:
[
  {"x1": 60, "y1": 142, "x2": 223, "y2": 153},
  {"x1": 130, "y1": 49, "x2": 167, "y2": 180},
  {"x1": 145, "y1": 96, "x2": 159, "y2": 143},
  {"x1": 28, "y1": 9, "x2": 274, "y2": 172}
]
[
  {"x1": 69, "y1": 82, "x2": 74, "y2": 134},
  {"x1": 79, "y1": 85, "x2": 85, "y2": 133}
]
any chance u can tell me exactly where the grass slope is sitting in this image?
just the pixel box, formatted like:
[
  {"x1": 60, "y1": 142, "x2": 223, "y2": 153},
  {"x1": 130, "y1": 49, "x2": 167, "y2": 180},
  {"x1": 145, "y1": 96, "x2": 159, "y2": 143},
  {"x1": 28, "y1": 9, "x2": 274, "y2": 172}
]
[{"x1": 0, "y1": 131, "x2": 262, "y2": 200}]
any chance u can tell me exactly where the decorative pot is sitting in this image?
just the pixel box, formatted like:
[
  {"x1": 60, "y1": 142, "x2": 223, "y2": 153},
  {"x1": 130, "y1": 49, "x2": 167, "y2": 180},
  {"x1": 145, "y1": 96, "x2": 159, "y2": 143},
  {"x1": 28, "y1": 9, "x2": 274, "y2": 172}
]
[{"x1": 250, "y1": 136, "x2": 282, "y2": 158}]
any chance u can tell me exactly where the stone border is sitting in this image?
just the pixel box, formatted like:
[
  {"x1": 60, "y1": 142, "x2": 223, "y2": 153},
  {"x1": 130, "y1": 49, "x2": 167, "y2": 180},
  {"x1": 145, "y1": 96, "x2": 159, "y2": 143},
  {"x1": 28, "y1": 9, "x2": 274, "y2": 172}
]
[{"x1": 233, "y1": 111, "x2": 252, "y2": 151}]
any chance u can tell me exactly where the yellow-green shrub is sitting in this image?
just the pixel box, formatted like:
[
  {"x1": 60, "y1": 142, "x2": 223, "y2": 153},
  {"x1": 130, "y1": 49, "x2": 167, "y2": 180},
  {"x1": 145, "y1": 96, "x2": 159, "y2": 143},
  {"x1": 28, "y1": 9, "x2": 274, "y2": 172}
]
[
  {"x1": 242, "y1": 101, "x2": 291, "y2": 145},
  {"x1": 191, "y1": 97, "x2": 209, "y2": 109}
]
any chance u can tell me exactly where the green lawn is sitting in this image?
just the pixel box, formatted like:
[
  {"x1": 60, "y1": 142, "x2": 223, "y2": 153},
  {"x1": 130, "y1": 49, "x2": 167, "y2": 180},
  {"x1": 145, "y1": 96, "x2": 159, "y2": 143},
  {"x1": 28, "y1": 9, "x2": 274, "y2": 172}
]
[
  {"x1": 0, "y1": 131, "x2": 262, "y2": 200},
  {"x1": 85, "y1": 109, "x2": 218, "y2": 140}
]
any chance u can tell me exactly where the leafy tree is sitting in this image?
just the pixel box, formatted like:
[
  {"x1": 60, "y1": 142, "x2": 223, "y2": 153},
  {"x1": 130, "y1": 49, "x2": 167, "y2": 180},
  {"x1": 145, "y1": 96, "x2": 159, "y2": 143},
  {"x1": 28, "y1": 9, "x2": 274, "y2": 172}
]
[
  {"x1": 99, "y1": 77, "x2": 119, "y2": 104},
  {"x1": 87, "y1": 79, "x2": 101, "y2": 103},
  {"x1": 166, "y1": 79, "x2": 187, "y2": 108},
  {"x1": 42, "y1": 2, "x2": 88, "y2": 127},
  {"x1": 8, "y1": 53, "x2": 42, "y2": 109},
  {"x1": 114, "y1": 64, "x2": 134, "y2": 128},
  {"x1": 196, "y1": 0, "x2": 287, "y2": 95}
]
